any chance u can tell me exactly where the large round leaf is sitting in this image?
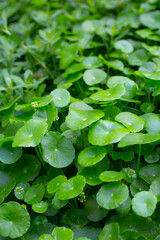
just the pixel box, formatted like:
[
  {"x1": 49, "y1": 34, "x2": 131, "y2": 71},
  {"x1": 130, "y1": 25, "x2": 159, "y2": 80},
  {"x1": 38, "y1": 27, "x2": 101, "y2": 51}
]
[
  {"x1": 50, "y1": 89, "x2": 70, "y2": 107},
  {"x1": 0, "y1": 202, "x2": 30, "y2": 238},
  {"x1": 66, "y1": 102, "x2": 104, "y2": 130},
  {"x1": 12, "y1": 119, "x2": 48, "y2": 147},
  {"x1": 118, "y1": 133, "x2": 160, "y2": 147},
  {"x1": 96, "y1": 182, "x2": 129, "y2": 209},
  {"x1": 128, "y1": 49, "x2": 149, "y2": 66},
  {"x1": 115, "y1": 112, "x2": 144, "y2": 133},
  {"x1": 52, "y1": 227, "x2": 73, "y2": 240},
  {"x1": 107, "y1": 76, "x2": 137, "y2": 99},
  {"x1": 145, "y1": 114, "x2": 160, "y2": 134},
  {"x1": 78, "y1": 146, "x2": 106, "y2": 167},
  {"x1": 57, "y1": 175, "x2": 86, "y2": 200},
  {"x1": 132, "y1": 191, "x2": 157, "y2": 217},
  {"x1": 0, "y1": 142, "x2": 22, "y2": 164},
  {"x1": 90, "y1": 84, "x2": 125, "y2": 101},
  {"x1": 83, "y1": 68, "x2": 106, "y2": 85},
  {"x1": 140, "y1": 11, "x2": 160, "y2": 28},
  {"x1": 150, "y1": 177, "x2": 160, "y2": 201},
  {"x1": 99, "y1": 222, "x2": 119, "y2": 240},
  {"x1": 114, "y1": 40, "x2": 133, "y2": 53},
  {"x1": 139, "y1": 164, "x2": 160, "y2": 184},
  {"x1": 99, "y1": 171, "x2": 125, "y2": 182},
  {"x1": 41, "y1": 132, "x2": 75, "y2": 168},
  {"x1": 88, "y1": 120, "x2": 129, "y2": 146}
]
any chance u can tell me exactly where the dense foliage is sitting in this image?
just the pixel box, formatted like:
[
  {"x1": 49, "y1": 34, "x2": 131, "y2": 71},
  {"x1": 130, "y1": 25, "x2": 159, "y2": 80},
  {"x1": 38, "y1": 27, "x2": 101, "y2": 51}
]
[{"x1": 0, "y1": 0, "x2": 160, "y2": 239}]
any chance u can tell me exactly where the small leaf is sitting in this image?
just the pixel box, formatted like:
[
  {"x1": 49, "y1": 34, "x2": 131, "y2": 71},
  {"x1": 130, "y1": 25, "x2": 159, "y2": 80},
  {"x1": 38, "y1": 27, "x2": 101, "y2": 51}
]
[
  {"x1": 14, "y1": 182, "x2": 30, "y2": 200},
  {"x1": 98, "y1": 222, "x2": 119, "y2": 240},
  {"x1": 60, "y1": 43, "x2": 78, "y2": 69},
  {"x1": 57, "y1": 175, "x2": 86, "y2": 200},
  {"x1": 90, "y1": 84, "x2": 125, "y2": 101},
  {"x1": 115, "y1": 112, "x2": 144, "y2": 133},
  {"x1": 139, "y1": 164, "x2": 160, "y2": 184},
  {"x1": 52, "y1": 227, "x2": 73, "y2": 240},
  {"x1": 0, "y1": 142, "x2": 22, "y2": 164},
  {"x1": 41, "y1": 132, "x2": 75, "y2": 168},
  {"x1": 145, "y1": 114, "x2": 160, "y2": 134},
  {"x1": 79, "y1": 167, "x2": 103, "y2": 186},
  {"x1": 47, "y1": 175, "x2": 67, "y2": 194},
  {"x1": 128, "y1": 49, "x2": 149, "y2": 66},
  {"x1": 32, "y1": 201, "x2": 48, "y2": 213},
  {"x1": 96, "y1": 182, "x2": 129, "y2": 209},
  {"x1": 83, "y1": 68, "x2": 107, "y2": 86},
  {"x1": 12, "y1": 119, "x2": 48, "y2": 147},
  {"x1": 99, "y1": 171, "x2": 125, "y2": 182},
  {"x1": 0, "y1": 202, "x2": 30, "y2": 238},
  {"x1": 114, "y1": 40, "x2": 133, "y2": 53},
  {"x1": 78, "y1": 146, "x2": 106, "y2": 167},
  {"x1": 132, "y1": 191, "x2": 157, "y2": 217},
  {"x1": 50, "y1": 89, "x2": 70, "y2": 107},
  {"x1": 150, "y1": 177, "x2": 160, "y2": 201},
  {"x1": 24, "y1": 184, "x2": 45, "y2": 204}
]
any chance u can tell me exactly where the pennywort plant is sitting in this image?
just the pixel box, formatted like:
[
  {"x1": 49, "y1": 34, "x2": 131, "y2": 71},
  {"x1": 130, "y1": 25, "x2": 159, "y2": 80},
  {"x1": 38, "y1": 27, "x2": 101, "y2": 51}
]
[{"x1": 0, "y1": 0, "x2": 160, "y2": 240}]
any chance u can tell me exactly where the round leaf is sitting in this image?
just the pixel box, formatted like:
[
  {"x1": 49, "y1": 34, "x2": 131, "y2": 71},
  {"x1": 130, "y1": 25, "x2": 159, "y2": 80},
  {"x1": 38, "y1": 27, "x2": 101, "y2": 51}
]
[
  {"x1": 0, "y1": 171, "x2": 16, "y2": 204},
  {"x1": 24, "y1": 183, "x2": 45, "y2": 204},
  {"x1": 41, "y1": 132, "x2": 75, "y2": 168},
  {"x1": 0, "y1": 142, "x2": 22, "y2": 164},
  {"x1": 79, "y1": 167, "x2": 103, "y2": 186},
  {"x1": 140, "y1": 102, "x2": 155, "y2": 113},
  {"x1": 32, "y1": 201, "x2": 48, "y2": 213},
  {"x1": 145, "y1": 114, "x2": 160, "y2": 134},
  {"x1": 57, "y1": 175, "x2": 86, "y2": 200},
  {"x1": 114, "y1": 40, "x2": 133, "y2": 53},
  {"x1": 47, "y1": 175, "x2": 67, "y2": 194},
  {"x1": 0, "y1": 202, "x2": 30, "y2": 238},
  {"x1": 115, "y1": 112, "x2": 144, "y2": 133},
  {"x1": 139, "y1": 164, "x2": 160, "y2": 184},
  {"x1": 14, "y1": 182, "x2": 30, "y2": 200},
  {"x1": 96, "y1": 182, "x2": 129, "y2": 209},
  {"x1": 66, "y1": 102, "x2": 104, "y2": 131},
  {"x1": 83, "y1": 68, "x2": 107, "y2": 85},
  {"x1": 99, "y1": 171, "x2": 125, "y2": 182},
  {"x1": 12, "y1": 119, "x2": 48, "y2": 147},
  {"x1": 99, "y1": 222, "x2": 119, "y2": 240},
  {"x1": 132, "y1": 191, "x2": 157, "y2": 217},
  {"x1": 50, "y1": 89, "x2": 70, "y2": 107},
  {"x1": 140, "y1": 11, "x2": 160, "y2": 28},
  {"x1": 52, "y1": 227, "x2": 73, "y2": 240},
  {"x1": 90, "y1": 84, "x2": 125, "y2": 101},
  {"x1": 128, "y1": 49, "x2": 149, "y2": 66},
  {"x1": 78, "y1": 146, "x2": 106, "y2": 167},
  {"x1": 88, "y1": 120, "x2": 129, "y2": 146},
  {"x1": 150, "y1": 177, "x2": 160, "y2": 201}
]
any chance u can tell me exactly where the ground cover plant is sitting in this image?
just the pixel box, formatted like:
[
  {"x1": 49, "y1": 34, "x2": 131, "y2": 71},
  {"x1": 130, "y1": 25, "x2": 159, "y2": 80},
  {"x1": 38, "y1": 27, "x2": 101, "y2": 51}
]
[{"x1": 0, "y1": 0, "x2": 160, "y2": 239}]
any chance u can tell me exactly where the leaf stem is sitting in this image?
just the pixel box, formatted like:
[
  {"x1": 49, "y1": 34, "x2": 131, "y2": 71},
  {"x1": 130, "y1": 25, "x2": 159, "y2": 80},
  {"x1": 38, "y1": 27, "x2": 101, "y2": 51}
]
[
  {"x1": 137, "y1": 144, "x2": 141, "y2": 177},
  {"x1": 35, "y1": 145, "x2": 46, "y2": 169}
]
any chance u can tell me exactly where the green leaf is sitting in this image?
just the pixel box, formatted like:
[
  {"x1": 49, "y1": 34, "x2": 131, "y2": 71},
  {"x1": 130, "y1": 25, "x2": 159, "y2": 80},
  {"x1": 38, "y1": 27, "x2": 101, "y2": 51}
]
[
  {"x1": 32, "y1": 201, "x2": 48, "y2": 213},
  {"x1": 0, "y1": 171, "x2": 16, "y2": 204},
  {"x1": 145, "y1": 114, "x2": 160, "y2": 134},
  {"x1": 114, "y1": 40, "x2": 133, "y2": 53},
  {"x1": 57, "y1": 175, "x2": 86, "y2": 200},
  {"x1": 0, "y1": 202, "x2": 30, "y2": 238},
  {"x1": 139, "y1": 164, "x2": 160, "y2": 184},
  {"x1": 116, "y1": 196, "x2": 131, "y2": 214},
  {"x1": 78, "y1": 146, "x2": 106, "y2": 167},
  {"x1": 140, "y1": 11, "x2": 160, "y2": 28},
  {"x1": 83, "y1": 68, "x2": 106, "y2": 86},
  {"x1": 96, "y1": 182, "x2": 129, "y2": 209},
  {"x1": 60, "y1": 43, "x2": 78, "y2": 69},
  {"x1": 98, "y1": 222, "x2": 119, "y2": 240},
  {"x1": 150, "y1": 177, "x2": 160, "y2": 201},
  {"x1": 50, "y1": 89, "x2": 70, "y2": 107},
  {"x1": 128, "y1": 49, "x2": 149, "y2": 66},
  {"x1": 90, "y1": 84, "x2": 125, "y2": 101},
  {"x1": 88, "y1": 120, "x2": 129, "y2": 146},
  {"x1": 79, "y1": 167, "x2": 103, "y2": 186},
  {"x1": 52, "y1": 227, "x2": 73, "y2": 240},
  {"x1": 140, "y1": 102, "x2": 155, "y2": 113},
  {"x1": 41, "y1": 132, "x2": 75, "y2": 168},
  {"x1": 66, "y1": 102, "x2": 104, "y2": 130},
  {"x1": 14, "y1": 182, "x2": 30, "y2": 200},
  {"x1": 12, "y1": 119, "x2": 48, "y2": 147},
  {"x1": 115, "y1": 112, "x2": 144, "y2": 132},
  {"x1": 107, "y1": 76, "x2": 137, "y2": 99},
  {"x1": 132, "y1": 191, "x2": 157, "y2": 217},
  {"x1": 118, "y1": 133, "x2": 160, "y2": 147},
  {"x1": 0, "y1": 142, "x2": 22, "y2": 164},
  {"x1": 47, "y1": 175, "x2": 67, "y2": 194},
  {"x1": 52, "y1": 192, "x2": 68, "y2": 209},
  {"x1": 24, "y1": 184, "x2": 45, "y2": 204},
  {"x1": 99, "y1": 171, "x2": 125, "y2": 182}
]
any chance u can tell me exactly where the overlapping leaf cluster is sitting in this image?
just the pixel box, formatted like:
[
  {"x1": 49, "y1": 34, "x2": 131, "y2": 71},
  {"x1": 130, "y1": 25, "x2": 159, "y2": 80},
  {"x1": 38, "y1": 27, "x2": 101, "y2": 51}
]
[{"x1": 0, "y1": 0, "x2": 160, "y2": 239}]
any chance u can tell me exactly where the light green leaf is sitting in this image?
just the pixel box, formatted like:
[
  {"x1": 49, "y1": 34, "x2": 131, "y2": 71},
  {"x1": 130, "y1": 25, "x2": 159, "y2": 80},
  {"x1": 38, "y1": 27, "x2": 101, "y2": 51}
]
[
  {"x1": 114, "y1": 40, "x2": 133, "y2": 53},
  {"x1": 47, "y1": 175, "x2": 67, "y2": 194},
  {"x1": 99, "y1": 171, "x2": 125, "y2": 182},
  {"x1": 41, "y1": 132, "x2": 75, "y2": 168},
  {"x1": 140, "y1": 11, "x2": 160, "y2": 28},
  {"x1": 150, "y1": 177, "x2": 160, "y2": 201},
  {"x1": 12, "y1": 119, "x2": 48, "y2": 147},
  {"x1": 60, "y1": 43, "x2": 78, "y2": 69},
  {"x1": 83, "y1": 68, "x2": 106, "y2": 86},
  {"x1": 145, "y1": 114, "x2": 160, "y2": 134},
  {"x1": 52, "y1": 227, "x2": 73, "y2": 240},
  {"x1": 24, "y1": 183, "x2": 45, "y2": 204},
  {"x1": 98, "y1": 222, "x2": 119, "y2": 240},
  {"x1": 128, "y1": 49, "x2": 149, "y2": 66},
  {"x1": 132, "y1": 191, "x2": 157, "y2": 217},
  {"x1": 32, "y1": 201, "x2": 48, "y2": 213},
  {"x1": 50, "y1": 89, "x2": 70, "y2": 107},
  {"x1": 0, "y1": 142, "x2": 22, "y2": 164}
]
